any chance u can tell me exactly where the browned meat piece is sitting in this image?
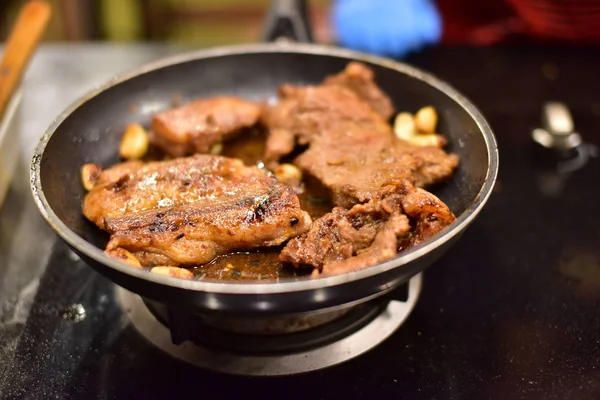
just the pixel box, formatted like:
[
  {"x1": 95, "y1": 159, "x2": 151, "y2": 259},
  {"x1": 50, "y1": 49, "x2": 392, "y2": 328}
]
[
  {"x1": 280, "y1": 208, "x2": 357, "y2": 270},
  {"x1": 82, "y1": 155, "x2": 312, "y2": 267},
  {"x1": 314, "y1": 212, "x2": 409, "y2": 278},
  {"x1": 104, "y1": 180, "x2": 311, "y2": 266},
  {"x1": 323, "y1": 61, "x2": 395, "y2": 120},
  {"x1": 83, "y1": 155, "x2": 264, "y2": 227},
  {"x1": 264, "y1": 128, "x2": 296, "y2": 162},
  {"x1": 294, "y1": 130, "x2": 459, "y2": 208},
  {"x1": 151, "y1": 97, "x2": 260, "y2": 157},
  {"x1": 280, "y1": 181, "x2": 455, "y2": 277},
  {"x1": 281, "y1": 183, "x2": 410, "y2": 271},
  {"x1": 261, "y1": 84, "x2": 391, "y2": 161},
  {"x1": 400, "y1": 187, "x2": 457, "y2": 246},
  {"x1": 261, "y1": 64, "x2": 458, "y2": 201}
]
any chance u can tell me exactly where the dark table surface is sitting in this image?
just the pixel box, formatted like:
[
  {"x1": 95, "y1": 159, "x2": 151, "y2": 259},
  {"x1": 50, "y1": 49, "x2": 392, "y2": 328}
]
[{"x1": 1, "y1": 43, "x2": 599, "y2": 399}]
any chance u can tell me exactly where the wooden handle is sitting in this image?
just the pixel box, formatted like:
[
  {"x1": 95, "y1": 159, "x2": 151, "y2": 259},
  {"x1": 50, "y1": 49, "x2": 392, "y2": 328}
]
[{"x1": 0, "y1": 1, "x2": 51, "y2": 119}]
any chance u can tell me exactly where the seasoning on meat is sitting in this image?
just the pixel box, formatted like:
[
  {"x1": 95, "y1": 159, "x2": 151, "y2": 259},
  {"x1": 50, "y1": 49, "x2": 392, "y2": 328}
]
[
  {"x1": 82, "y1": 155, "x2": 311, "y2": 267},
  {"x1": 280, "y1": 181, "x2": 455, "y2": 277},
  {"x1": 151, "y1": 96, "x2": 260, "y2": 157}
]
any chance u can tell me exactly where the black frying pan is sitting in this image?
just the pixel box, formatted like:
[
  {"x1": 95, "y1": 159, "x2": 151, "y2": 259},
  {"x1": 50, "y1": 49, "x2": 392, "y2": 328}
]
[{"x1": 30, "y1": 0, "x2": 498, "y2": 316}]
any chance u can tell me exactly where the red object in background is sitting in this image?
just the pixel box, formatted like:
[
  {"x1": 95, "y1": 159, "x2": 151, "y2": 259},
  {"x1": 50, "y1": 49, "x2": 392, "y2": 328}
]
[
  {"x1": 508, "y1": 0, "x2": 600, "y2": 41},
  {"x1": 437, "y1": 0, "x2": 600, "y2": 45}
]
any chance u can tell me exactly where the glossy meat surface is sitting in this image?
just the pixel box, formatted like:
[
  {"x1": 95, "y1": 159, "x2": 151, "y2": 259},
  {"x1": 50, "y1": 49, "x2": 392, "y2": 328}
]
[
  {"x1": 84, "y1": 155, "x2": 263, "y2": 227},
  {"x1": 151, "y1": 97, "x2": 260, "y2": 157},
  {"x1": 82, "y1": 155, "x2": 311, "y2": 267}
]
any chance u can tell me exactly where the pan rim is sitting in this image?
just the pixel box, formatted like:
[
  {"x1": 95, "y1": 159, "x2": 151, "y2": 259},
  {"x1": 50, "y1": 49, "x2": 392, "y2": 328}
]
[{"x1": 31, "y1": 42, "x2": 498, "y2": 295}]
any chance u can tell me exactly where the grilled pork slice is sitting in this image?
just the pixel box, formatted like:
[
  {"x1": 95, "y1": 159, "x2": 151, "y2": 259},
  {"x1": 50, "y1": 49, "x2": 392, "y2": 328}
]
[
  {"x1": 280, "y1": 181, "x2": 455, "y2": 277},
  {"x1": 104, "y1": 180, "x2": 311, "y2": 267},
  {"x1": 84, "y1": 155, "x2": 265, "y2": 226},
  {"x1": 294, "y1": 129, "x2": 459, "y2": 208},
  {"x1": 261, "y1": 64, "x2": 458, "y2": 202},
  {"x1": 261, "y1": 62, "x2": 395, "y2": 162},
  {"x1": 261, "y1": 83, "x2": 392, "y2": 162},
  {"x1": 150, "y1": 96, "x2": 260, "y2": 157},
  {"x1": 82, "y1": 155, "x2": 311, "y2": 267}
]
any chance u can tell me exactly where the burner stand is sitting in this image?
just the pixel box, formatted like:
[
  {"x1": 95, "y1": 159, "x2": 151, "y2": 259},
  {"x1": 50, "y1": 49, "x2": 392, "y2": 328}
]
[{"x1": 118, "y1": 273, "x2": 422, "y2": 376}]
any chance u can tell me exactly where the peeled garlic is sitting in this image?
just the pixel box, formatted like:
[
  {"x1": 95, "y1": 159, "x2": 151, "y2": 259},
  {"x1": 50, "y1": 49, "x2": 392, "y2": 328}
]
[
  {"x1": 119, "y1": 123, "x2": 149, "y2": 160},
  {"x1": 414, "y1": 106, "x2": 438, "y2": 134},
  {"x1": 405, "y1": 133, "x2": 445, "y2": 147},
  {"x1": 80, "y1": 163, "x2": 101, "y2": 191},
  {"x1": 393, "y1": 112, "x2": 416, "y2": 140},
  {"x1": 394, "y1": 111, "x2": 444, "y2": 148},
  {"x1": 151, "y1": 266, "x2": 194, "y2": 279},
  {"x1": 210, "y1": 142, "x2": 223, "y2": 155},
  {"x1": 394, "y1": 107, "x2": 445, "y2": 147},
  {"x1": 106, "y1": 248, "x2": 142, "y2": 268},
  {"x1": 274, "y1": 163, "x2": 302, "y2": 184}
]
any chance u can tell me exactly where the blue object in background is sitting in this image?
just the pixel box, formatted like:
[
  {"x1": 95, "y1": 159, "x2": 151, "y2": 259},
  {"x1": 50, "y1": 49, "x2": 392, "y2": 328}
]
[{"x1": 331, "y1": 0, "x2": 443, "y2": 58}]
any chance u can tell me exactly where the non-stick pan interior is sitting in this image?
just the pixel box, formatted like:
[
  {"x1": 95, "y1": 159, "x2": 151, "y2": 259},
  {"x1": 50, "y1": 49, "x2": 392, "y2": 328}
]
[{"x1": 39, "y1": 48, "x2": 490, "y2": 255}]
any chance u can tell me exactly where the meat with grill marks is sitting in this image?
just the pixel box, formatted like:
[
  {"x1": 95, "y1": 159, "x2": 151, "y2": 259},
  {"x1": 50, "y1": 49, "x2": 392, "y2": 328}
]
[{"x1": 82, "y1": 155, "x2": 311, "y2": 267}]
